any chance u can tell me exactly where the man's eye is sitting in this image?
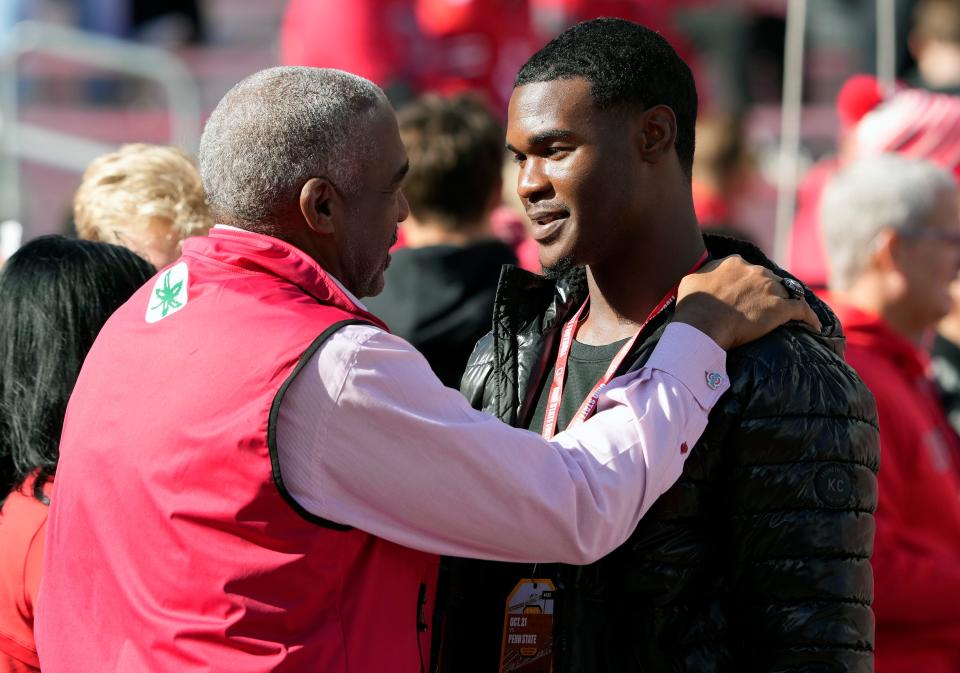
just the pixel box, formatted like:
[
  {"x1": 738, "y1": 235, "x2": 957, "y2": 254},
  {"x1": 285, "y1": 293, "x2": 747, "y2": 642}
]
[
  {"x1": 544, "y1": 146, "x2": 571, "y2": 158},
  {"x1": 511, "y1": 153, "x2": 525, "y2": 164}
]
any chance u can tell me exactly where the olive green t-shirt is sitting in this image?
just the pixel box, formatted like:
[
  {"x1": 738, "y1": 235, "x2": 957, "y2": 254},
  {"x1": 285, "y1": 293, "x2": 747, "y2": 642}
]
[{"x1": 527, "y1": 337, "x2": 630, "y2": 433}]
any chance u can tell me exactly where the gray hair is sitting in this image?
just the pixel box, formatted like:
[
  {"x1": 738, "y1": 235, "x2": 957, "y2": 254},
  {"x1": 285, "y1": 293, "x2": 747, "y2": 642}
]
[
  {"x1": 820, "y1": 154, "x2": 956, "y2": 291},
  {"x1": 198, "y1": 66, "x2": 386, "y2": 227}
]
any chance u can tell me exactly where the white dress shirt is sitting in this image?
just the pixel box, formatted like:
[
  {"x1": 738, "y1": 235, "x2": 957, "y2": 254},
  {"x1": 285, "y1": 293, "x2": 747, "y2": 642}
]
[
  {"x1": 276, "y1": 316, "x2": 728, "y2": 565},
  {"x1": 209, "y1": 227, "x2": 731, "y2": 565}
]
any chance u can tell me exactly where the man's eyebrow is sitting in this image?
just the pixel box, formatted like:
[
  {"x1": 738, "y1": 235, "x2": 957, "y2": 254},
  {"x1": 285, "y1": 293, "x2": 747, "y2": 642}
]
[{"x1": 506, "y1": 129, "x2": 577, "y2": 154}]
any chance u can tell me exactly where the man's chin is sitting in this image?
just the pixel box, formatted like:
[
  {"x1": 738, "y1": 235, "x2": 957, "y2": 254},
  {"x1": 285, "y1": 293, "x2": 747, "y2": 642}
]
[
  {"x1": 540, "y1": 254, "x2": 576, "y2": 280},
  {"x1": 364, "y1": 272, "x2": 386, "y2": 298}
]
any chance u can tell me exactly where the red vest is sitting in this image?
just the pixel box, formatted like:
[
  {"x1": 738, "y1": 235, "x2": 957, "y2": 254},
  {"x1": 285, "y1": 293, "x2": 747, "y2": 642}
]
[{"x1": 35, "y1": 229, "x2": 439, "y2": 672}]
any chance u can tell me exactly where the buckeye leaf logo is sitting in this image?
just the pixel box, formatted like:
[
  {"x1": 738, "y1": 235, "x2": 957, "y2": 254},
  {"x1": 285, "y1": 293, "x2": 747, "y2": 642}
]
[{"x1": 145, "y1": 262, "x2": 189, "y2": 323}]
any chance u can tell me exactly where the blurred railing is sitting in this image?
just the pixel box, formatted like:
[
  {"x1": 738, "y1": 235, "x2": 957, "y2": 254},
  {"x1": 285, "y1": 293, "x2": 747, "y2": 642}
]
[{"x1": 0, "y1": 21, "x2": 201, "y2": 226}]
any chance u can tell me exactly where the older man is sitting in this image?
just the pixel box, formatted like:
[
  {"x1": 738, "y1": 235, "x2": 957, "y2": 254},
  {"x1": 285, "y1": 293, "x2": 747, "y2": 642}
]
[
  {"x1": 35, "y1": 67, "x2": 812, "y2": 673},
  {"x1": 822, "y1": 155, "x2": 960, "y2": 673}
]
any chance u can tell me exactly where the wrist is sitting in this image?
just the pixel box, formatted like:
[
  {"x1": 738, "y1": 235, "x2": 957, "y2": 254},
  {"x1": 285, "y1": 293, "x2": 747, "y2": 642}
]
[{"x1": 672, "y1": 305, "x2": 732, "y2": 351}]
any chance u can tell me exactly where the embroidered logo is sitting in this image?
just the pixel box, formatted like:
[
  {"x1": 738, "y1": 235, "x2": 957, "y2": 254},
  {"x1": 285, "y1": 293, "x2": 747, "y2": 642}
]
[
  {"x1": 145, "y1": 262, "x2": 188, "y2": 323},
  {"x1": 706, "y1": 371, "x2": 724, "y2": 390},
  {"x1": 815, "y1": 464, "x2": 854, "y2": 508}
]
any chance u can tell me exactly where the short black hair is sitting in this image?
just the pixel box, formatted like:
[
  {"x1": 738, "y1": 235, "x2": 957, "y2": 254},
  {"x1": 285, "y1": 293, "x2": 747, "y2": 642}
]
[
  {"x1": 0, "y1": 236, "x2": 155, "y2": 505},
  {"x1": 398, "y1": 93, "x2": 504, "y2": 229},
  {"x1": 515, "y1": 18, "x2": 698, "y2": 176}
]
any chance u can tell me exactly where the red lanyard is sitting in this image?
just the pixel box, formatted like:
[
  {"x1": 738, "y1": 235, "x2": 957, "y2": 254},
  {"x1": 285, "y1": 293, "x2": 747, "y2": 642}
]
[{"x1": 540, "y1": 250, "x2": 710, "y2": 439}]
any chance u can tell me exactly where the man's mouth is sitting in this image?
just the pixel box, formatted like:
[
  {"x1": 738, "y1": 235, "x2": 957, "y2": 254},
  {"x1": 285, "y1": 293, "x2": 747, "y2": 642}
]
[{"x1": 527, "y1": 210, "x2": 569, "y2": 244}]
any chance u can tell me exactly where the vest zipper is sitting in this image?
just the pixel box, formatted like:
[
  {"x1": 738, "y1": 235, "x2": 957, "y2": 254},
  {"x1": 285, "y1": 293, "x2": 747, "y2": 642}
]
[{"x1": 417, "y1": 582, "x2": 429, "y2": 673}]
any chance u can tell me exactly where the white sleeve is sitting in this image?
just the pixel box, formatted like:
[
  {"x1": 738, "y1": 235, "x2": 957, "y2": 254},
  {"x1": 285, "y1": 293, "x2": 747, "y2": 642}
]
[{"x1": 276, "y1": 322, "x2": 727, "y2": 564}]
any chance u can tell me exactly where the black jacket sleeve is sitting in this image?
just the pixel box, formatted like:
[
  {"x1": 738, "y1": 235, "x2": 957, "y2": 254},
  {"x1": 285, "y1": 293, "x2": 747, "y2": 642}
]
[{"x1": 722, "y1": 328, "x2": 880, "y2": 672}]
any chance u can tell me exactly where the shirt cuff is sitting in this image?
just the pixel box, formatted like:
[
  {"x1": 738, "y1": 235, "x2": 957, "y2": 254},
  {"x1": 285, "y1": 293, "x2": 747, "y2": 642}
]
[{"x1": 645, "y1": 321, "x2": 729, "y2": 410}]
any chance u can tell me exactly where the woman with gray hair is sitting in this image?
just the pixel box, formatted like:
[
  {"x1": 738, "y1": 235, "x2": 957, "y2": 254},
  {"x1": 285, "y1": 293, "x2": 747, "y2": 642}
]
[{"x1": 820, "y1": 153, "x2": 960, "y2": 673}]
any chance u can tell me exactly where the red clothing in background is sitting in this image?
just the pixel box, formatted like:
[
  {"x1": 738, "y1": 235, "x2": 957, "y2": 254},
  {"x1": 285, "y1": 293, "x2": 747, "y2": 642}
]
[
  {"x1": 281, "y1": 0, "x2": 536, "y2": 112},
  {"x1": 0, "y1": 476, "x2": 50, "y2": 673},
  {"x1": 415, "y1": 0, "x2": 536, "y2": 111},
  {"x1": 832, "y1": 299, "x2": 960, "y2": 673},
  {"x1": 786, "y1": 157, "x2": 839, "y2": 290},
  {"x1": 280, "y1": 0, "x2": 422, "y2": 94}
]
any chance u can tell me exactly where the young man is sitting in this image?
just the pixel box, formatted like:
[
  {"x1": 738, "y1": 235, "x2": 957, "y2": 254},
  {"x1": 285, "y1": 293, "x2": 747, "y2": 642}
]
[
  {"x1": 438, "y1": 19, "x2": 879, "y2": 673},
  {"x1": 821, "y1": 155, "x2": 960, "y2": 673},
  {"x1": 365, "y1": 94, "x2": 517, "y2": 387}
]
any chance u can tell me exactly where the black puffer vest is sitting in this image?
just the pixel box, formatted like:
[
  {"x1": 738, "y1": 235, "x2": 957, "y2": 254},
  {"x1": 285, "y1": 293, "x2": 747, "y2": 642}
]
[{"x1": 436, "y1": 236, "x2": 880, "y2": 673}]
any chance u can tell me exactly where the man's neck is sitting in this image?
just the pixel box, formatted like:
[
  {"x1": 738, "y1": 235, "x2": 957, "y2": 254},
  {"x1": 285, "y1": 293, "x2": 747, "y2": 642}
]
[
  {"x1": 576, "y1": 228, "x2": 707, "y2": 346},
  {"x1": 840, "y1": 281, "x2": 925, "y2": 341}
]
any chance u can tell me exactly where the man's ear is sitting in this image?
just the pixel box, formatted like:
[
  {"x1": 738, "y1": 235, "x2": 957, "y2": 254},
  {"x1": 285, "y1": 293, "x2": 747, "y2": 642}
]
[
  {"x1": 872, "y1": 228, "x2": 901, "y2": 272},
  {"x1": 300, "y1": 177, "x2": 338, "y2": 235},
  {"x1": 637, "y1": 105, "x2": 678, "y2": 164}
]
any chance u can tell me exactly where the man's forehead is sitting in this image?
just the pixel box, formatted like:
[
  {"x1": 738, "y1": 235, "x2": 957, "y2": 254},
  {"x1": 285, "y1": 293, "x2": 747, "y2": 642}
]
[{"x1": 507, "y1": 78, "x2": 598, "y2": 136}]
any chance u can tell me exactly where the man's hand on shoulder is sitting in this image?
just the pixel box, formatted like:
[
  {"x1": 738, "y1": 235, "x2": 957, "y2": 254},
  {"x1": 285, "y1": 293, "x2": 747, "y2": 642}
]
[{"x1": 674, "y1": 255, "x2": 821, "y2": 351}]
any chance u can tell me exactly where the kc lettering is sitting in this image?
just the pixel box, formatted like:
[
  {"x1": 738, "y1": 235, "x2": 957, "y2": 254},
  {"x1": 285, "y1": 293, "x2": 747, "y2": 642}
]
[{"x1": 827, "y1": 477, "x2": 845, "y2": 493}]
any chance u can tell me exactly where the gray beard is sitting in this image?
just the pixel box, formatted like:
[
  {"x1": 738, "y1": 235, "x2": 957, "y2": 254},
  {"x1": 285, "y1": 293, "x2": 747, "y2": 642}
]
[{"x1": 541, "y1": 254, "x2": 575, "y2": 280}]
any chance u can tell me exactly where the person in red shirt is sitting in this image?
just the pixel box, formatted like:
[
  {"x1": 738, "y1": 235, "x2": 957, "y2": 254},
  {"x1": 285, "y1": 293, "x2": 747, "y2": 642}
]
[
  {"x1": 280, "y1": 0, "x2": 422, "y2": 102},
  {"x1": 789, "y1": 77, "x2": 960, "y2": 290},
  {"x1": 820, "y1": 154, "x2": 960, "y2": 673},
  {"x1": 280, "y1": 0, "x2": 537, "y2": 111},
  {"x1": 0, "y1": 237, "x2": 154, "y2": 672}
]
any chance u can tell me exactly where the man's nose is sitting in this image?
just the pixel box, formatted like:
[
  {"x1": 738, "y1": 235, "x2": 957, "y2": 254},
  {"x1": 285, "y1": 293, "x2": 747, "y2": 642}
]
[{"x1": 516, "y1": 159, "x2": 551, "y2": 203}]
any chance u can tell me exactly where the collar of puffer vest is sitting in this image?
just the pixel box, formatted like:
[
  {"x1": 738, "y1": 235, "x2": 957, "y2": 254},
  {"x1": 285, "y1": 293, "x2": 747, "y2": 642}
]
[{"x1": 182, "y1": 227, "x2": 389, "y2": 331}]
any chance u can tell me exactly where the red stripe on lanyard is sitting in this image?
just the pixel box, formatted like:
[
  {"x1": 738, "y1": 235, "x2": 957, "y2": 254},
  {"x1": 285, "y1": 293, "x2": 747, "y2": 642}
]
[{"x1": 540, "y1": 250, "x2": 710, "y2": 440}]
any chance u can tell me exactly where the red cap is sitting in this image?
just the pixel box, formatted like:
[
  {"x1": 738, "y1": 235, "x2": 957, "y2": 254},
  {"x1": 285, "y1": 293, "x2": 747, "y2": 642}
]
[{"x1": 836, "y1": 75, "x2": 886, "y2": 130}]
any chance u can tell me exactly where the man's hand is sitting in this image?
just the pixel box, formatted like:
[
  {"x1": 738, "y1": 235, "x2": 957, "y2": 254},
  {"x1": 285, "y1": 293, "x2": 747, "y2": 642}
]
[{"x1": 674, "y1": 255, "x2": 821, "y2": 351}]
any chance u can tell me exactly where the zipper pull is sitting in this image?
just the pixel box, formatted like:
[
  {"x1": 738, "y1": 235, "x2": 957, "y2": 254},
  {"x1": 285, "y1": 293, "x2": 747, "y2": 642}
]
[{"x1": 417, "y1": 582, "x2": 429, "y2": 631}]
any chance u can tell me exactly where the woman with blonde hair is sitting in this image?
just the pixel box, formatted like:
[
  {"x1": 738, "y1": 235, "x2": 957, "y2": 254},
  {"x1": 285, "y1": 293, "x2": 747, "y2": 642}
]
[{"x1": 74, "y1": 144, "x2": 212, "y2": 268}]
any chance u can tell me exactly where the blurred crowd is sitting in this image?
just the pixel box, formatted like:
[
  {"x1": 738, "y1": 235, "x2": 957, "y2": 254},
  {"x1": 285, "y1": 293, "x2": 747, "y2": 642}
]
[{"x1": 3, "y1": 1, "x2": 960, "y2": 672}]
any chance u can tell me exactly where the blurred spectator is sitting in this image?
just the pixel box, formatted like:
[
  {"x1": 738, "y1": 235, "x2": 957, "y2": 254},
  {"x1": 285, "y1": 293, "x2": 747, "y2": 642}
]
[
  {"x1": 73, "y1": 143, "x2": 211, "y2": 269},
  {"x1": 415, "y1": 0, "x2": 536, "y2": 111},
  {"x1": 692, "y1": 113, "x2": 752, "y2": 233},
  {"x1": 789, "y1": 78, "x2": 960, "y2": 289},
  {"x1": 907, "y1": 0, "x2": 960, "y2": 95},
  {"x1": 788, "y1": 74, "x2": 885, "y2": 289},
  {"x1": 281, "y1": 0, "x2": 423, "y2": 104},
  {"x1": 0, "y1": 236, "x2": 154, "y2": 673},
  {"x1": 854, "y1": 88, "x2": 960, "y2": 175},
  {"x1": 673, "y1": 1, "x2": 780, "y2": 111},
  {"x1": 129, "y1": 0, "x2": 205, "y2": 45},
  {"x1": 365, "y1": 94, "x2": 516, "y2": 387},
  {"x1": 77, "y1": 0, "x2": 205, "y2": 44},
  {"x1": 821, "y1": 155, "x2": 960, "y2": 673},
  {"x1": 281, "y1": 0, "x2": 535, "y2": 111}
]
